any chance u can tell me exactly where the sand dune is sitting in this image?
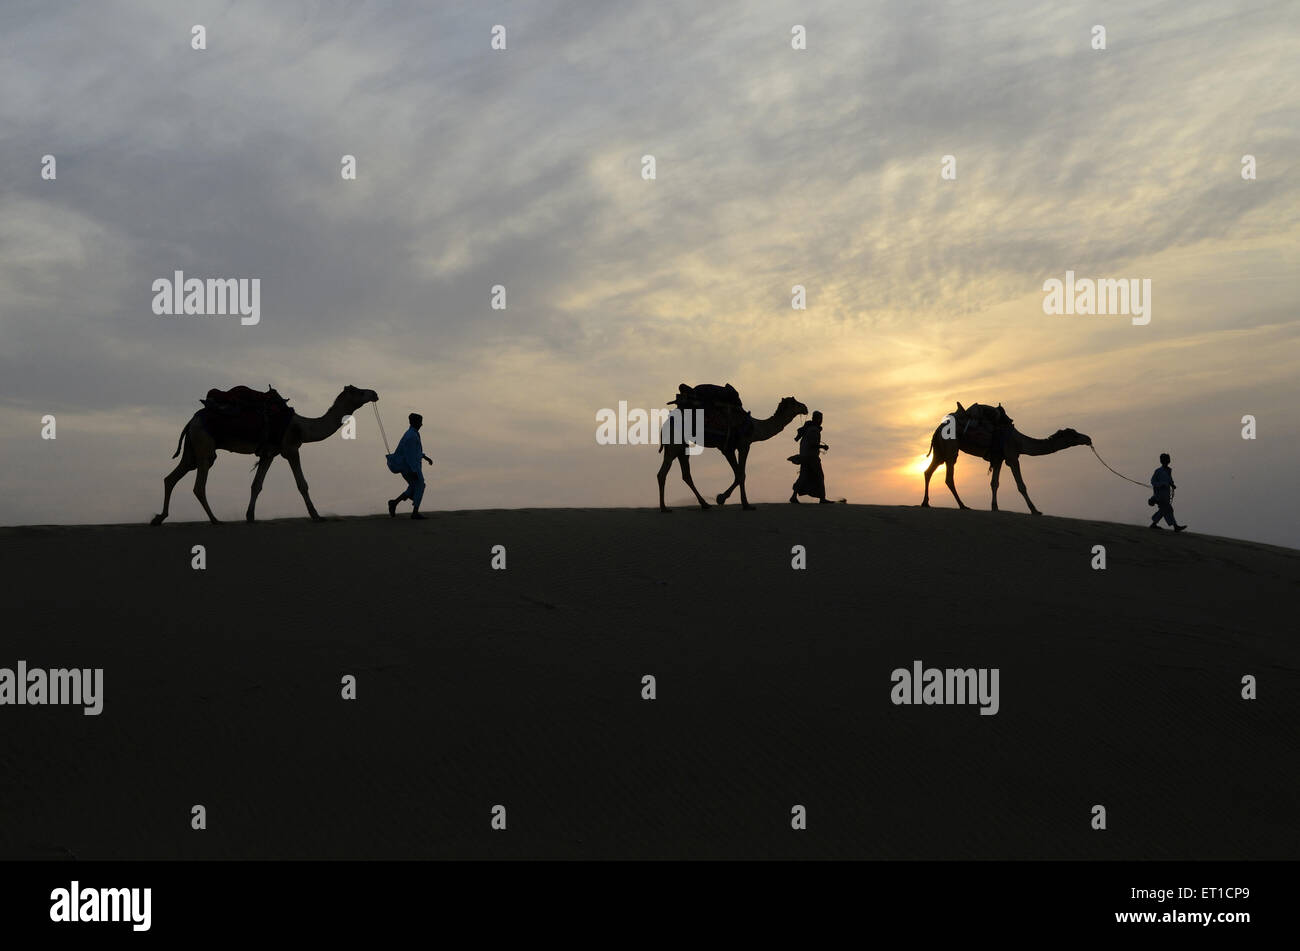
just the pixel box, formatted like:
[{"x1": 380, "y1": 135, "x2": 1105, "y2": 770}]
[{"x1": 1, "y1": 505, "x2": 1296, "y2": 859}]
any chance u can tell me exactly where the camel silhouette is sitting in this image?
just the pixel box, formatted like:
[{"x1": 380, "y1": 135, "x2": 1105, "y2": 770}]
[
  {"x1": 657, "y1": 396, "x2": 808, "y2": 512},
  {"x1": 921, "y1": 402, "x2": 1091, "y2": 514},
  {"x1": 150, "y1": 385, "x2": 378, "y2": 525}
]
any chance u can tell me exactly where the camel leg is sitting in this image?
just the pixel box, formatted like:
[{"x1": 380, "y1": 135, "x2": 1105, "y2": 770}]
[
  {"x1": 990, "y1": 458, "x2": 1003, "y2": 511},
  {"x1": 284, "y1": 448, "x2": 324, "y2": 521},
  {"x1": 151, "y1": 456, "x2": 194, "y2": 525},
  {"x1": 737, "y1": 444, "x2": 756, "y2": 510},
  {"x1": 677, "y1": 454, "x2": 711, "y2": 510},
  {"x1": 192, "y1": 456, "x2": 220, "y2": 524},
  {"x1": 656, "y1": 449, "x2": 675, "y2": 512},
  {"x1": 246, "y1": 455, "x2": 274, "y2": 522},
  {"x1": 1006, "y1": 456, "x2": 1041, "y2": 515},
  {"x1": 921, "y1": 453, "x2": 942, "y2": 507},
  {"x1": 716, "y1": 448, "x2": 741, "y2": 505},
  {"x1": 944, "y1": 458, "x2": 969, "y2": 510}
]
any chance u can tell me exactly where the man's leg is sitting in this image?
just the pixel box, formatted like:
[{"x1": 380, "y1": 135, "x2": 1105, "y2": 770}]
[
  {"x1": 393, "y1": 471, "x2": 418, "y2": 508},
  {"x1": 409, "y1": 473, "x2": 426, "y2": 519},
  {"x1": 1158, "y1": 500, "x2": 1177, "y2": 526}
]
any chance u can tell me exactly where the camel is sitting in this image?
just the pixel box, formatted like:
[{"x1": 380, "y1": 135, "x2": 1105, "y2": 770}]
[
  {"x1": 150, "y1": 385, "x2": 379, "y2": 525},
  {"x1": 921, "y1": 402, "x2": 1091, "y2": 515},
  {"x1": 657, "y1": 396, "x2": 808, "y2": 512}
]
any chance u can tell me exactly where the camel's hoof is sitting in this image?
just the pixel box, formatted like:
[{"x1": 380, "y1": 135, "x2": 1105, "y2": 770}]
[
  {"x1": 1031, "y1": 510, "x2": 1043, "y2": 516},
  {"x1": 245, "y1": 514, "x2": 256, "y2": 523},
  {"x1": 149, "y1": 515, "x2": 165, "y2": 526},
  {"x1": 715, "y1": 495, "x2": 727, "y2": 506},
  {"x1": 920, "y1": 502, "x2": 929, "y2": 508},
  {"x1": 698, "y1": 502, "x2": 711, "y2": 510},
  {"x1": 660, "y1": 508, "x2": 672, "y2": 514},
  {"x1": 310, "y1": 515, "x2": 326, "y2": 523}
]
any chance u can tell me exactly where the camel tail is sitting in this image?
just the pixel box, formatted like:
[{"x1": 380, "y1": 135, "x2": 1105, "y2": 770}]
[
  {"x1": 170, "y1": 425, "x2": 188, "y2": 459},
  {"x1": 658, "y1": 444, "x2": 664, "y2": 453}
]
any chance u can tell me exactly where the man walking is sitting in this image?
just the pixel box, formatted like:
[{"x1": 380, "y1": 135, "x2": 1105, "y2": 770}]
[
  {"x1": 789, "y1": 410, "x2": 833, "y2": 504},
  {"x1": 388, "y1": 412, "x2": 432, "y2": 520},
  {"x1": 1148, "y1": 452, "x2": 1186, "y2": 532}
]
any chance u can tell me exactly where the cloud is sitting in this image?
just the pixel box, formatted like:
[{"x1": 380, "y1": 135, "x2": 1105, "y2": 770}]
[{"x1": 0, "y1": 0, "x2": 1296, "y2": 545}]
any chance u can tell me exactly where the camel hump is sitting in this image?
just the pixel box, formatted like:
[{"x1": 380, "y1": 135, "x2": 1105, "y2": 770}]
[
  {"x1": 964, "y1": 402, "x2": 1009, "y2": 425},
  {"x1": 667, "y1": 383, "x2": 751, "y2": 444},
  {"x1": 200, "y1": 386, "x2": 294, "y2": 456},
  {"x1": 673, "y1": 383, "x2": 743, "y2": 409},
  {"x1": 955, "y1": 403, "x2": 1014, "y2": 455},
  {"x1": 200, "y1": 386, "x2": 292, "y2": 423},
  {"x1": 204, "y1": 385, "x2": 289, "y2": 408}
]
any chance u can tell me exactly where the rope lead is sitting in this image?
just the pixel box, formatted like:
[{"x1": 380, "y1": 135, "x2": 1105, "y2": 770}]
[
  {"x1": 1089, "y1": 444, "x2": 1148, "y2": 487},
  {"x1": 372, "y1": 402, "x2": 391, "y2": 455}
]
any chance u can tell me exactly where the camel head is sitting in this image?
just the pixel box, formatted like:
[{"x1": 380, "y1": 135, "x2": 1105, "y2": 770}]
[
  {"x1": 1056, "y1": 427, "x2": 1091, "y2": 447},
  {"x1": 337, "y1": 384, "x2": 379, "y2": 413},
  {"x1": 779, "y1": 396, "x2": 809, "y2": 421}
]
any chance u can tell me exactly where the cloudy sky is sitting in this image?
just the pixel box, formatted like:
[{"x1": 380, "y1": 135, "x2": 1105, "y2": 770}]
[{"x1": 2, "y1": 0, "x2": 1297, "y2": 545}]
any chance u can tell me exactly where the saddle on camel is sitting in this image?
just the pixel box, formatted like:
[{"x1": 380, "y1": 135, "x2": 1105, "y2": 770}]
[
  {"x1": 199, "y1": 385, "x2": 294, "y2": 459},
  {"x1": 668, "y1": 382, "x2": 753, "y2": 450},
  {"x1": 953, "y1": 401, "x2": 1014, "y2": 459}
]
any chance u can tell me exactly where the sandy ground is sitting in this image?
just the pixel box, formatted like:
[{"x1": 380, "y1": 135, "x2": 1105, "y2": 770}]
[{"x1": 1, "y1": 504, "x2": 1297, "y2": 859}]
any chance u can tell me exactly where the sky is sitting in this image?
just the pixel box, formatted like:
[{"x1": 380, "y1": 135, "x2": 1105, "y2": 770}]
[{"x1": 1, "y1": 0, "x2": 1297, "y2": 546}]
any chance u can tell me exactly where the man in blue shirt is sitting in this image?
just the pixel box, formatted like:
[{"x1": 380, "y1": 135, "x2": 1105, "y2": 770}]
[
  {"x1": 388, "y1": 412, "x2": 433, "y2": 520},
  {"x1": 1148, "y1": 452, "x2": 1185, "y2": 532}
]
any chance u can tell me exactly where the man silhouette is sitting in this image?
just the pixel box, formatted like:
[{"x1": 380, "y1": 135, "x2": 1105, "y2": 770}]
[
  {"x1": 388, "y1": 412, "x2": 432, "y2": 520},
  {"x1": 789, "y1": 410, "x2": 832, "y2": 503},
  {"x1": 1149, "y1": 452, "x2": 1186, "y2": 532}
]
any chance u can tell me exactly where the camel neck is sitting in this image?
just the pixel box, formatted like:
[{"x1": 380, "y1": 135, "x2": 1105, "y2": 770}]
[
  {"x1": 296, "y1": 401, "x2": 348, "y2": 443},
  {"x1": 750, "y1": 409, "x2": 794, "y2": 442},
  {"x1": 1018, "y1": 432, "x2": 1069, "y2": 455}
]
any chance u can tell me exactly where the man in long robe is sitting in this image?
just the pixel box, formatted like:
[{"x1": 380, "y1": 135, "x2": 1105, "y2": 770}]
[{"x1": 388, "y1": 412, "x2": 433, "y2": 520}]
